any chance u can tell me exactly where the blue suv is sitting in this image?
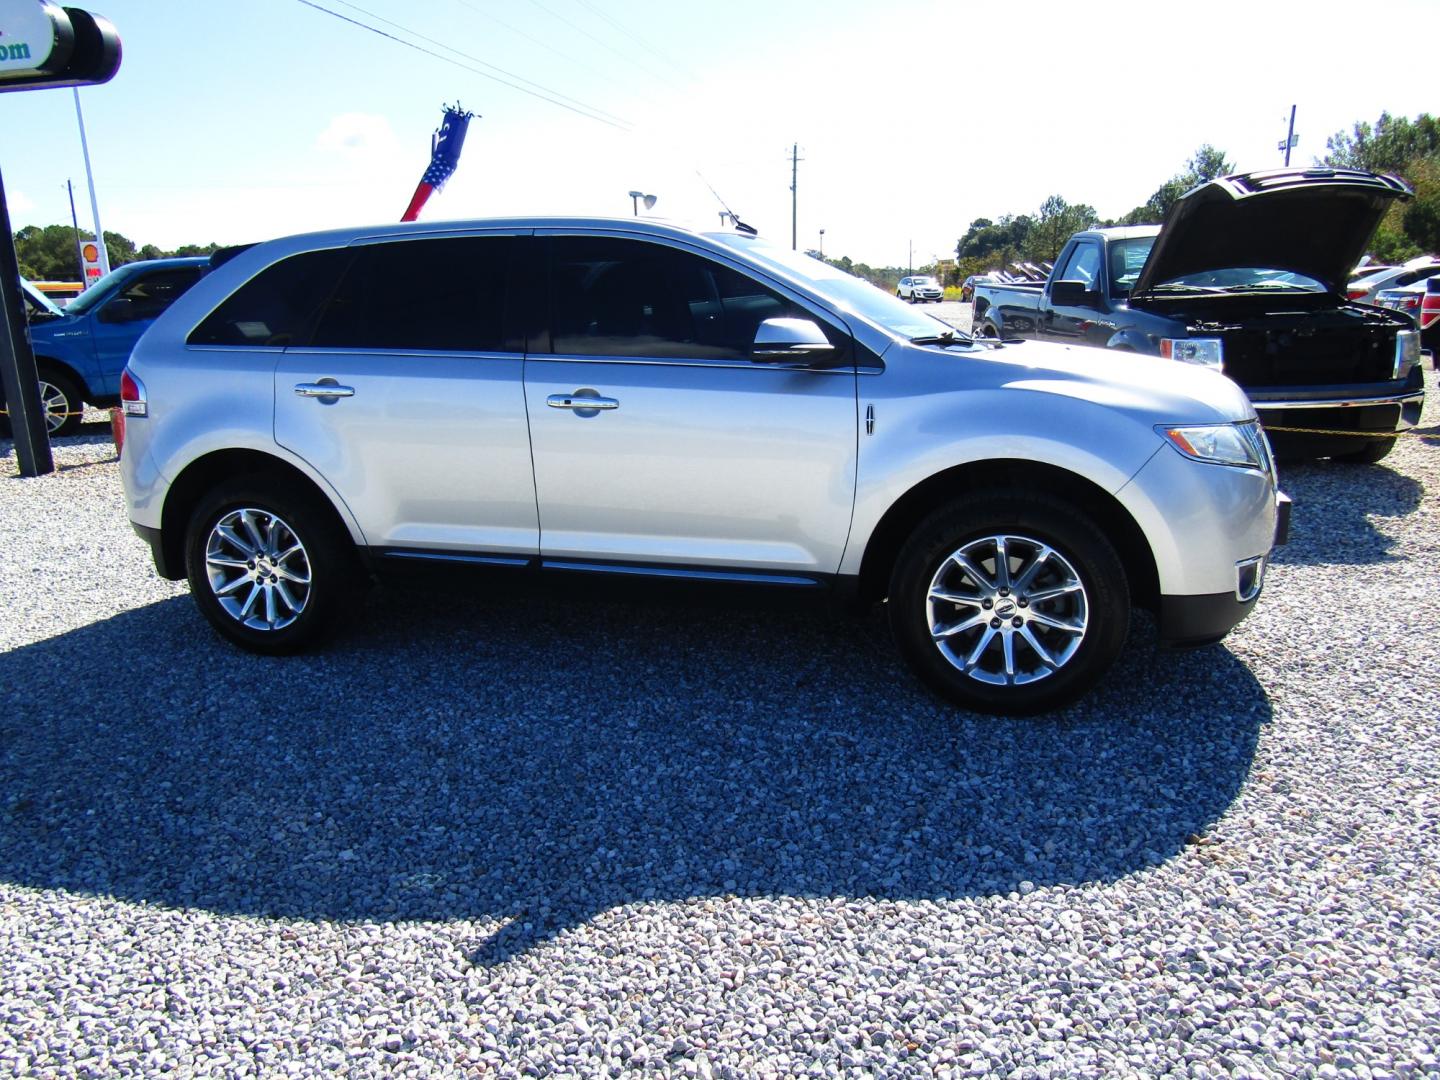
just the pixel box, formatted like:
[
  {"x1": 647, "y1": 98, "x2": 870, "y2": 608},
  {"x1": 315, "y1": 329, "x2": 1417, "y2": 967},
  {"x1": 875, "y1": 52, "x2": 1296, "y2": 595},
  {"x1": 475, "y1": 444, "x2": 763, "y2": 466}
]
[{"x1": 14, "y1": 257, "x2": 208, "y2": 435}]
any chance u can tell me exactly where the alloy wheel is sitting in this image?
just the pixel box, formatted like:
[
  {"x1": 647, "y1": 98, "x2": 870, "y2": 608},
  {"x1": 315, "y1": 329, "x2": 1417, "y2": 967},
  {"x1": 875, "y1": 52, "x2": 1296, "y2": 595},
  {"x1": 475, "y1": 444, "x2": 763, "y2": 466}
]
[
  {"x1": 926, "y1": 533, "x2": 1088, "y2": 686},
  {"x1": 203, "y1": 508, "x2": 313, "y2": 631}
]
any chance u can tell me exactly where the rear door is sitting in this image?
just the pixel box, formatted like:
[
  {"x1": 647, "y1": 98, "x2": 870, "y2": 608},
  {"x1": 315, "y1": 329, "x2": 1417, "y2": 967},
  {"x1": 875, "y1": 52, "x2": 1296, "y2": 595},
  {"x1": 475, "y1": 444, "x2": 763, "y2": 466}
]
[
  {"x1": 523, "y1": 232, "x2": 859, "y2": 578},
  {"x1": 273, "y1": 232, "x2": 538, "y2": 556}
]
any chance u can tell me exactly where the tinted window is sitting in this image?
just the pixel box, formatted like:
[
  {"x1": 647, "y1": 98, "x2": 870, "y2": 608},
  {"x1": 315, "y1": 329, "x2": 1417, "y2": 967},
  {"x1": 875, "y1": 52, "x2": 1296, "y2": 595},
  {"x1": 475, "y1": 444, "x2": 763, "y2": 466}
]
[
  {"x1": 311, "y1": 236, "x2": 512, "y2": 352},
  {"x1": 114, "y1": 268, "x2": 203, "y2": 319},
  {"x1": 189, "y1": 249, "x2": 352, "y2": 347},
  {"x1": 547, "y1": 236, "x2": 840, "y2": 361}
]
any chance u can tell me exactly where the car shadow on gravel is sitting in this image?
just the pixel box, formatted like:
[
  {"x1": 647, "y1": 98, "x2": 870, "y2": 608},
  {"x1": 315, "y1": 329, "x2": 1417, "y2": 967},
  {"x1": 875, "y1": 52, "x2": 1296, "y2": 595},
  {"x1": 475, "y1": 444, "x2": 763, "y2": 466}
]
[
  {"x1": 1270, "y1": 459, "x2": 1423, "y2": 566},
  {"x1": 0, "y1": 589, "x2": 1268, "y2": 963}
]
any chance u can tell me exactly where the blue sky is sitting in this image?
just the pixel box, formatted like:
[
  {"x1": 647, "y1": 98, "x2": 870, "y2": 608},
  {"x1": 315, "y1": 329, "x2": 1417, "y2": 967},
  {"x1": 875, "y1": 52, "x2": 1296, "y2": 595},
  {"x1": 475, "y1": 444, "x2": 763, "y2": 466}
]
[{"x1": 2, "y1": 0, "x2": 1437, "y2": 266}]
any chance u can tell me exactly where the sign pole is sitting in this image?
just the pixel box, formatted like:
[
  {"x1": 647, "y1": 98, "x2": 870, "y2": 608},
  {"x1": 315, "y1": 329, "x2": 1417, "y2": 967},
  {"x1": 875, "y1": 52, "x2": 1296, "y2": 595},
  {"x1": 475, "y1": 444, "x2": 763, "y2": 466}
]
[
  {"x1": 0, "y1": 163, "x2": 55, "y2": 477},
  {"x1": 72, "y1": 88, "x2": 110, "y2": 277}
]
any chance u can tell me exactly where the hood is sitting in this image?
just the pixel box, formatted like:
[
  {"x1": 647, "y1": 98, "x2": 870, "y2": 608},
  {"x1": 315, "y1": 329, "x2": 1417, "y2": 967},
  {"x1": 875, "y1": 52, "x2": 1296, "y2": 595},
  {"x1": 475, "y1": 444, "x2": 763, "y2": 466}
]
[
  {"x1": 20, "y1": 279, "x2": 64, "y2": 320},
  {"x1": 1130, "y1": 168, "x2": 1412, "y2": 299}
]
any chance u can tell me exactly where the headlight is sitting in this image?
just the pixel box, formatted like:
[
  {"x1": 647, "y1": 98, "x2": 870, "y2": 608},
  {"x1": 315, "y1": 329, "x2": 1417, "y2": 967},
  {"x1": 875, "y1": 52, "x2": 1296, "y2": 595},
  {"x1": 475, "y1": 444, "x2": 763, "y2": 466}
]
[
  {"x1": 1160, "y1": 337, "x2": 1224, "y2": 370},
  {"x1": 1395, "y1": 329, "x2": 1420, "y2": 379},
  {"x1": 1158, "y1": 422, "x2": 1265, "y2": 469}
]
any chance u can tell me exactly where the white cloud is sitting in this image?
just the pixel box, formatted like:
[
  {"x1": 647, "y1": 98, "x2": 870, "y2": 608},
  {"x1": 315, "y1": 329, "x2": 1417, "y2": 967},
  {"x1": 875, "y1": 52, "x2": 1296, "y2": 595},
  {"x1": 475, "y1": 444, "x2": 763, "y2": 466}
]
[
  {"x1": 8, "y1": 189, "x2": 36, "y2": 216},
  {"x1": 314, "y1": 113, "x2": 402, "y2": 160}
]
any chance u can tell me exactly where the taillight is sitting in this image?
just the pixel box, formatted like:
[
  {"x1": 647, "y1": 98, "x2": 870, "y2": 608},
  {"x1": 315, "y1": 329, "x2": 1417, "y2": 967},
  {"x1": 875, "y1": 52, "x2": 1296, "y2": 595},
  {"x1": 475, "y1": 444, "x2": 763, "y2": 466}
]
[
  {"x1": 1422, "y1": 292, "x2": 1440, "y2": 330},
  {"x1": 119, "y1": 368, "x2": 147, "y2": 416},
  {"x1": 1347, "y1": 287, "x2": 1369, "y2": 300}
]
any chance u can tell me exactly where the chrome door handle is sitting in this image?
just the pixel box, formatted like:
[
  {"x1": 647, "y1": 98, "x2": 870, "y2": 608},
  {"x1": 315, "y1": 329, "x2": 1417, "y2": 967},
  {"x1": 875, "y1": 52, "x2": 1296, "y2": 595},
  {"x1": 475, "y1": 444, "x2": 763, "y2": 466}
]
[
  {"x1": 294, "y1": 382, "x2": 355, "y2": 398},
  {"x1": 546, "y1": 393, "x2": 619, "y2": 410}
]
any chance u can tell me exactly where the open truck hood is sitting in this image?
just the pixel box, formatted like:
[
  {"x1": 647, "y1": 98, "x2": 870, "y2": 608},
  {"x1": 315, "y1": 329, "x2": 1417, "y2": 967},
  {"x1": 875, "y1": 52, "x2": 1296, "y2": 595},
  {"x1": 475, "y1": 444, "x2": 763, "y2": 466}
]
[{"x1": 1130, "y1": 168, "x2": 1412, "y2": 299}]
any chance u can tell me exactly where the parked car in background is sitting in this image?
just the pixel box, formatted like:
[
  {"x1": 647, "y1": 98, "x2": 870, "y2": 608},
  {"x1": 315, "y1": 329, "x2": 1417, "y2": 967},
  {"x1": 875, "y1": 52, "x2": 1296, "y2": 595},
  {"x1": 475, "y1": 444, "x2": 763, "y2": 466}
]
[
  {"x1": 118, "y1": 216, "x2": 1286, "y2": 715},
  {"x1": 971, "y1": 168, "x2": 1424, "y2": 464},
  {"x1": 9, "y1": 256, "x2": 208, "y2": 435},
  {"x1": 1346, "y1": 256, "x2": 1440, "y2": 304},
  {"x1": 896, "y1": 275, "x2": 943, "y2": 303},
  {"x1": 961, "y1": 274, "x2": 998, "y2": 302},
  {"x1": 1377, "y1": 275, "x2": 1440, "y2": 356}
]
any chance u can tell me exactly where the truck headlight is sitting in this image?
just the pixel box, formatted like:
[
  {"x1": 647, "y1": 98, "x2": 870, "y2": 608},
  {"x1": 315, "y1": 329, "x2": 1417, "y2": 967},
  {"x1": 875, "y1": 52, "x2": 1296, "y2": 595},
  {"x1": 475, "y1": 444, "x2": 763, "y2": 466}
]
[
  {"x1": 1158, "y1": 422, "x2": 1266, "y2": 469},
  {"x1": 1395, "y1": 329, "x2": 1420, "y2": 379},
  {"x1": 1160, "y1": 337, "x2": 1224, "y2": 370}
]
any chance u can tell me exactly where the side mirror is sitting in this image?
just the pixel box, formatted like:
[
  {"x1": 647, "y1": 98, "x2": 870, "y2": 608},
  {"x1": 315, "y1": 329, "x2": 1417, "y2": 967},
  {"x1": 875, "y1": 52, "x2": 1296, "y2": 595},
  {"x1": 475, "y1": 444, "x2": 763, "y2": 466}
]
[
  {"x1": 752, "y1": 317, "x2": 837, "y2": 364},
  {"x1": 1049, "y1": 279, "x2": 1100, "y2": 308}
]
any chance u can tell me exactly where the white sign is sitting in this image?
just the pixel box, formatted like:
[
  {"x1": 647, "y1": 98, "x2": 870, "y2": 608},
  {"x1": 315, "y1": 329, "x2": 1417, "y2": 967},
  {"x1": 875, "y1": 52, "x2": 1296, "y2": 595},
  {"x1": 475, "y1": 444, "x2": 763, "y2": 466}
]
[{"x1": 0, "y1": 0, "x2": 62, "y2": 75}]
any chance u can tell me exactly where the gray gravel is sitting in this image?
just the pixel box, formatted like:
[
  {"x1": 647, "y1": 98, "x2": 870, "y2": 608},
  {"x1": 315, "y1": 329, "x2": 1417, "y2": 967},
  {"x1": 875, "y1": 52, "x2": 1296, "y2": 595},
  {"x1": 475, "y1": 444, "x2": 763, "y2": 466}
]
[{"x1": 2, "y1": 380, "x2": 1439, "y2": 1078}]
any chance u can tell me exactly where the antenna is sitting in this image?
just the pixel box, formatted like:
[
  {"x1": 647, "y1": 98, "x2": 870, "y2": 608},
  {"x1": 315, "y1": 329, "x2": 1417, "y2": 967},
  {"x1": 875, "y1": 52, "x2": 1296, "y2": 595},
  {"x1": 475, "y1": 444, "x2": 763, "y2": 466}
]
[{"x1": 695, "y1": 170, "x2": 757, "y2": 235}]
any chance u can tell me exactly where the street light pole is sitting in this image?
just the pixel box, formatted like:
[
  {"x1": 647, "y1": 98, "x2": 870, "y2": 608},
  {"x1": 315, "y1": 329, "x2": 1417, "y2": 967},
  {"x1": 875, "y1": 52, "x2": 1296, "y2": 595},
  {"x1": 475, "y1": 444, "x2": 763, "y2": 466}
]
[{"x1": 819, "y1": 228, "x2": 825, "y2": 257}]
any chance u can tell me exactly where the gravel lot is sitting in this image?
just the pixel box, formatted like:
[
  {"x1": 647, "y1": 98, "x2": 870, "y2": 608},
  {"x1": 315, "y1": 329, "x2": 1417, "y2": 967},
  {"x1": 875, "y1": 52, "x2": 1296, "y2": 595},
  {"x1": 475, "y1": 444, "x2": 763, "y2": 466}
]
[{"x1": 2, "y1": 370, "x2": 1439, "y2": 1079}]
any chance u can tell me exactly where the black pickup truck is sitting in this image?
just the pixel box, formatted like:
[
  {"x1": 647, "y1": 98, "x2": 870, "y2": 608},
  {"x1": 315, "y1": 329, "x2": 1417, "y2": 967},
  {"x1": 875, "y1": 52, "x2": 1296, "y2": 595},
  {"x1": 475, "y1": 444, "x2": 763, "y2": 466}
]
[{"x1": 971, "y1": 169, "x2": 1426, "y2": 462}]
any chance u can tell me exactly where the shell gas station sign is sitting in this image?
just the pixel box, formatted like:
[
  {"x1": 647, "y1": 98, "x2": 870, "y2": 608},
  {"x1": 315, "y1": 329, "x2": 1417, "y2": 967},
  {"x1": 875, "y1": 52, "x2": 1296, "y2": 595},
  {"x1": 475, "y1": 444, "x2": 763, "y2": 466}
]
[{"x1": 79, "y1": 238, "x2": 103, "y2": 282}]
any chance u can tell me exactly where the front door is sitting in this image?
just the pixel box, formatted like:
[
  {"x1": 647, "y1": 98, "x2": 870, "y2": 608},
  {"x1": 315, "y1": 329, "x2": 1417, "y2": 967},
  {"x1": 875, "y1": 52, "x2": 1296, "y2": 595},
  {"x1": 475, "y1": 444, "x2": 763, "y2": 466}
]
[
  {"x1": 1040, "y1": 240, "x2": 1106, "y2": 346},
  {"x1": 523, "y1": 233, "x2": 859, "y2": 578},
  {"x1": 274, "y1": 233, "x2": 538, "y2": 556}
]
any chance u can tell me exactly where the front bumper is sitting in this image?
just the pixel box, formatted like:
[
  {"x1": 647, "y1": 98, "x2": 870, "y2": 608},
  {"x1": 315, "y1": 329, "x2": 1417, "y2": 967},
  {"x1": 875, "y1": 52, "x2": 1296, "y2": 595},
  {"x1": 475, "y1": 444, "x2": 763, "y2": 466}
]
[{"x1": 1250, "y1": 369, "x2": 1424, "y2": 448}]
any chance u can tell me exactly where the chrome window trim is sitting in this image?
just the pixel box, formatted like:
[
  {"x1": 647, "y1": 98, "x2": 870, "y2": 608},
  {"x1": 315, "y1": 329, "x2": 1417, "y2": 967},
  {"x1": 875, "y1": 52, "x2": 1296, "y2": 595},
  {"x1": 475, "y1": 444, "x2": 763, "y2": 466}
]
[
  {"x1": 282, "y1": 347, "x2": 525, "y2": 362},
  {"x1": 524, "y1": 351, "x2": 856, "y2": 375}
]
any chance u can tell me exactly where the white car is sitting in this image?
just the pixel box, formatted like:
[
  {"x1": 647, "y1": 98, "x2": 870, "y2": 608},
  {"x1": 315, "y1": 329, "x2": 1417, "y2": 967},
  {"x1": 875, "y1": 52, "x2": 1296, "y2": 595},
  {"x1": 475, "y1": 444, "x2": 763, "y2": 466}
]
[
  {"x1": 1346, "y1": 257, "x2": 1440, "y2": 304},
  {"x1": 896, "y1": 275, "x2": 943, "y2": 303}
]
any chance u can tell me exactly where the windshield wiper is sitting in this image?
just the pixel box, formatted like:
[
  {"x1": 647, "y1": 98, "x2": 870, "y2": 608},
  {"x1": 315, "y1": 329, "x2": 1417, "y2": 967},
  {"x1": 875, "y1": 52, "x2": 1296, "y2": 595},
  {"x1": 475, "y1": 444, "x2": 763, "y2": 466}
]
[{"x1": 909, "y1": 330, "x2": 970, "y2": 346}]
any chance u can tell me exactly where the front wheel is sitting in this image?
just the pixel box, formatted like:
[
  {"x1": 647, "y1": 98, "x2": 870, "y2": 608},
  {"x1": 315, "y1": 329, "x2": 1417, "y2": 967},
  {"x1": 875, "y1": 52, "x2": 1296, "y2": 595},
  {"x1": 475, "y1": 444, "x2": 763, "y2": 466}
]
[
  {"x1": 39, "y1": 369, "x2": 86, "y2": 437},
  {"x1": 889, "y1": 493, "x2": 1130, "y2": 715},
  {"x1": 184, "y1": 479, "x2": 357, "y2": 654},
  {"x1": 1334, "y1": 437, "x2": 1396, "y2": 464}
]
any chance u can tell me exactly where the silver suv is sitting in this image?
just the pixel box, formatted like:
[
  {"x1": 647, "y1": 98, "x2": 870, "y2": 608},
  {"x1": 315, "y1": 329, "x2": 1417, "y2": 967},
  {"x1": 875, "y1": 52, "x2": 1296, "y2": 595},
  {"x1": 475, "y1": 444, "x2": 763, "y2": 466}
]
[{"x1": 119, "y1": 218, "x2": 1288, "y2": 714}]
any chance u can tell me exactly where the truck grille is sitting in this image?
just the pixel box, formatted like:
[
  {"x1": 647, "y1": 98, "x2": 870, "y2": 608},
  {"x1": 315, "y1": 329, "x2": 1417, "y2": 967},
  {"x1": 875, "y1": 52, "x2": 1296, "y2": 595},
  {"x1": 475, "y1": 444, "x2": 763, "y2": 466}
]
[{"x1": 1221, "y1": 324, "x2": 1396, "y2": 387}]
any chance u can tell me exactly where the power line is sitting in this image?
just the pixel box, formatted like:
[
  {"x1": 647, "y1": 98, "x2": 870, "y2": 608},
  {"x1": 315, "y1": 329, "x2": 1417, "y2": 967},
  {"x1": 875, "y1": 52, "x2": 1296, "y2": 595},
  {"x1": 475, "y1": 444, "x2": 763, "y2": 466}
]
[
  {"x1": 569, "y1": 0, "x2": 691, "y2": 80},
  {"x1": 325, "y1": 0, "x2": 632, "y2": 129},
  {"x1": 293, "y1": 0, "x2": 632, "y2": 131},
  {"x1": 445, "y1": 0, "x2": 640, "y2": 95},
  {"x1": 522, "y1": 0, "x2": 680, "y2": 92}
]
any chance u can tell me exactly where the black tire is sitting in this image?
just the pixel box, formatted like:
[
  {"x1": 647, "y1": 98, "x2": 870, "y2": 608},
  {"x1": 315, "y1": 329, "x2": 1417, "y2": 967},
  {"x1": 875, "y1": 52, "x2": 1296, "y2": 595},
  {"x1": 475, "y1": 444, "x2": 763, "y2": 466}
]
[
  {"x1": 184, "y1": 477, "x2": 358, "y2": 655},
  {"x1": 1334, "y1": 437, "x2": 1396, "y2": 464},
  {"x1": 976, "y1": 321, "x2": 1000, "y2": 339},
  {"x1": 37, "y1": 367, "x2": 86, "y2": 437},
  {"x1": 889, "y1": 492, "x2": 1131, "y2": 715}
]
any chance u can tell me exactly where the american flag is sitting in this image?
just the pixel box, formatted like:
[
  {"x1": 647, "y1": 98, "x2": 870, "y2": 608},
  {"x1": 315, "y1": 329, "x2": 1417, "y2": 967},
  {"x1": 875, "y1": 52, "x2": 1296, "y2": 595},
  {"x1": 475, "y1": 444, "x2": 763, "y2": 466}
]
[{"x1": 401, "y1": 105, "x2": 476, "y2": 222}]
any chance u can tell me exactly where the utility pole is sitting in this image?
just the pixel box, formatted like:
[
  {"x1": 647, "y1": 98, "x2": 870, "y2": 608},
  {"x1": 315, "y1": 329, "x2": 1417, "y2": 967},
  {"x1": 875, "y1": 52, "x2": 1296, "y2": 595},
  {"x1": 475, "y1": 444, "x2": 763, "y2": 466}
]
[
  {"x1": 789, "y1": 142, "x2": 803, "y2": 250},
  {"x1": 1278, "y1": 105, "x2": 1298, "y2": 167}
]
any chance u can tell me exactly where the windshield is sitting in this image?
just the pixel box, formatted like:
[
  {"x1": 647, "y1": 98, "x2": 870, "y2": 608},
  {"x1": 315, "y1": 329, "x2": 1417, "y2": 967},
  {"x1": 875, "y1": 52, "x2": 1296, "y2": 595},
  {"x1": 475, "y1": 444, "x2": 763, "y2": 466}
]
[
  {"x1": 62, "y1": 264, "x2": 139, "y2": 317},
  {"x1": 711, "y1": 234, "x2": 959, "y2": 340},
  {"x1": 1109, "y1": 236, "x2": 1326, "y2": 296}
]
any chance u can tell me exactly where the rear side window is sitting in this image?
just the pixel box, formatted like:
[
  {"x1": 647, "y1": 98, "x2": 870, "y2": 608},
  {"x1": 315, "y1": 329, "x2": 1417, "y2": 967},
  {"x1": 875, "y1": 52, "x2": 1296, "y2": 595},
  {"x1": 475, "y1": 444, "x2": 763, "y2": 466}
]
[
  {"x1": 310, "y1": 236, "x2": 513, "y2": 352},
  {"x1": 547, "y1": 235, "x2": 842, "y2": 361},
  {"x1": 188, "y1": 249, "x2": 352, "y2": 347}
]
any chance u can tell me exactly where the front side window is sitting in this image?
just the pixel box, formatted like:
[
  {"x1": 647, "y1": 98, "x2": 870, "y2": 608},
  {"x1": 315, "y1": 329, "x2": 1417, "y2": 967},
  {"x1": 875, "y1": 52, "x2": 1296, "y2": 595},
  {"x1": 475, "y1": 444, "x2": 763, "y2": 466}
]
[
  {"x1": 1056, "y1": 243, "x2": 1101, "y2": 290},
  {"x1": 114, "y1": 268, "x2": 204, "y2": 319},
  {"x1": 546, "y1": 236, "x2": 843, "y2": 361},
  {"x1": 311, "y1": 236, "x2": 513, "y2": 352}
]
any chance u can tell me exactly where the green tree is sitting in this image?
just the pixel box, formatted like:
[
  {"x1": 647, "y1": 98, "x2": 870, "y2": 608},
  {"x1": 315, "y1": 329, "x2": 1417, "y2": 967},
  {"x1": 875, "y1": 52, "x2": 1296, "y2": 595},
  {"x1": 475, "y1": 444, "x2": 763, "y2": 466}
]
[
  {"x1": 13, "y1": 224, "x2": 84, "y2": 280},
  {"x1": 1121, "y1": 143, "x2": 1234, "y2": 225},
  {"x1": 1322, "y1": 112, "x2": 1440, "y2": 175},
  {"x1": 1024, "y1": 195, "x2": 1098, "y2": 262}
]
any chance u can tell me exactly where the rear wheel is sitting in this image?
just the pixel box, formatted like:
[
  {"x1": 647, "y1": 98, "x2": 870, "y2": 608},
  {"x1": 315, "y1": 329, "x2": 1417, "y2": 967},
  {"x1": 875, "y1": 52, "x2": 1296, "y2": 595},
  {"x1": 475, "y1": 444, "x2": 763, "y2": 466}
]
[
  {"x1": 889, "y1": 493, "x2": 1130, "y2": 715},
  {"x1": 184, "y1": 479, "x2": 358, "y2": 654}
]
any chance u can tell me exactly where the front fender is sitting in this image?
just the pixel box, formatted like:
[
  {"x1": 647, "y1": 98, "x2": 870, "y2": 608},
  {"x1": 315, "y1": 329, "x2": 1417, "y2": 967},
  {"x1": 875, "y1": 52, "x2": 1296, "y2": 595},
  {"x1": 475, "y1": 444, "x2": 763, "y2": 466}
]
[{"x1": 840, "y1": 386, "x2": 1164, "y2": 577}]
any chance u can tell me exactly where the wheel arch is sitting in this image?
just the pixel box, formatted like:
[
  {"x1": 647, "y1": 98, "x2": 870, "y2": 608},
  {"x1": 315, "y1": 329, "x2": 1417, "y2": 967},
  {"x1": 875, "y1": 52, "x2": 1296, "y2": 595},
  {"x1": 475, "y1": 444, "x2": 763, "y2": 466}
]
[
  {"x1": 32, "y1": 354, "x2": 91, "y2": 397},
  {"x1": 855, "y1": 459, "x2": 1159, "y2": 611},
  {"x1": 158, "y1": 448, "x2": 363, "y2": 581}
]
